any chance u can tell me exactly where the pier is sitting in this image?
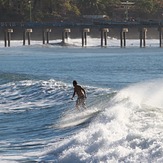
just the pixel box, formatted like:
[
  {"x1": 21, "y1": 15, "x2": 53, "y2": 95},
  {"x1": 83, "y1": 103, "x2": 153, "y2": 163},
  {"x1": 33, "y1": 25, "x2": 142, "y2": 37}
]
[{"x1": 0, "y1": 21, "x2": 163, "y2": 47}]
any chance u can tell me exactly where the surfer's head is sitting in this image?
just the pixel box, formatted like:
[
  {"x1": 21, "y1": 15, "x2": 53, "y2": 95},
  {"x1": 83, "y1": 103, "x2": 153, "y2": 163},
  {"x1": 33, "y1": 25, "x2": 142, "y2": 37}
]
[{"x1": 73, "y1": 80, "x2": 77, "y2": 86}]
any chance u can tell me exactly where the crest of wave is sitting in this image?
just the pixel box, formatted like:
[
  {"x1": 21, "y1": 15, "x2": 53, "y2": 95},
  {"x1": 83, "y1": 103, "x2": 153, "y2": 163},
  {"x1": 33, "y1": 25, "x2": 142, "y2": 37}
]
[{"x1": 117, "y1": 79, "x2": 163, "y2": 109}]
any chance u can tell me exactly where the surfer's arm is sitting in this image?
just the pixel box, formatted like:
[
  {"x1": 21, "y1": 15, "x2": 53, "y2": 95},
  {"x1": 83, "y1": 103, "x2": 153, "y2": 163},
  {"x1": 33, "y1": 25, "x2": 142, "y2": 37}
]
[{"x1": 71, "y1": 89, "x2": 76, "y2": 100}]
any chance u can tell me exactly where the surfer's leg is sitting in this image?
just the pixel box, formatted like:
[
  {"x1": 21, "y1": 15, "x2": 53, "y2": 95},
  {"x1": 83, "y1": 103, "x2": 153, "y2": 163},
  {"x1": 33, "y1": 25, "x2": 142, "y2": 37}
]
[
  {"x1": 76, "y1": 98, "x2": 80, "y2": 110},
  {"x1": 81, "y1": 98, "x2": 87, "y2": 109}
]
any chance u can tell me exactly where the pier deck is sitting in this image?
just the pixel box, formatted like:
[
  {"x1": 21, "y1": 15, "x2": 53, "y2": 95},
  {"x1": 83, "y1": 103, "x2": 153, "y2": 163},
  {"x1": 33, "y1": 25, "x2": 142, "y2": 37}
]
[{"x1": 0, "y1": 20, "x2": 162, "y2": 29}]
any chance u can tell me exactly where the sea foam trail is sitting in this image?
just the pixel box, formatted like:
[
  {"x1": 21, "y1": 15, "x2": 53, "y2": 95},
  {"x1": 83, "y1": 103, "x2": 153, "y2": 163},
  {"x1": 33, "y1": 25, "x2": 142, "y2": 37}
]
[{"x1": 39, "y1": 79, "x2": 163, "y2": 163}]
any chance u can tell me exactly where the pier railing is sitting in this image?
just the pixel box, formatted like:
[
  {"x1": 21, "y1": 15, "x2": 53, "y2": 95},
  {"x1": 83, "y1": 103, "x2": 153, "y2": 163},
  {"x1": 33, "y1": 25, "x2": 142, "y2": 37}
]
[{"x1": 0, "y1": 20, "x2": 162, "y2": 28}]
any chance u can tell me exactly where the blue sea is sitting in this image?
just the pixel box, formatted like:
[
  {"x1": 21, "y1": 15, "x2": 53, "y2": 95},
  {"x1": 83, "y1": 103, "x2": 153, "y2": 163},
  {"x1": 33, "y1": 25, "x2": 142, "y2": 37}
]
[{"x1": 0, "y1": 37, "x2": 163, "y2": 162}]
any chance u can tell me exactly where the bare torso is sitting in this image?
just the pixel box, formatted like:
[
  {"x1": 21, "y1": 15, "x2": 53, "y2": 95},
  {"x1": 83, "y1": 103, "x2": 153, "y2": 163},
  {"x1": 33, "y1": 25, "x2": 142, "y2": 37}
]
[{"x1": 74, "y1": 85, "x2": 85, "y2": 98}]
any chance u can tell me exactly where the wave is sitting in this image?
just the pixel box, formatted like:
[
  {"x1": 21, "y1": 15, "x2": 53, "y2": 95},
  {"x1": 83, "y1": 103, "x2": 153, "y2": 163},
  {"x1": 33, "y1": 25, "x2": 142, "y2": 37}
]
[
  {"x1": 0, "y1": 79, "x2": 70, "y2": 113},
  {"x1": 0, "y1": 77, "x2": 112, "y2": 113},
  {"x1": 1, "y1": 78, "x2": 163, "y2": 162},
  {"x1": 0, "y1": 77, "x2": 114, "y2": 162},
  {"x1": 39, "y1": 79, "x2": 163, "y2": 163}
]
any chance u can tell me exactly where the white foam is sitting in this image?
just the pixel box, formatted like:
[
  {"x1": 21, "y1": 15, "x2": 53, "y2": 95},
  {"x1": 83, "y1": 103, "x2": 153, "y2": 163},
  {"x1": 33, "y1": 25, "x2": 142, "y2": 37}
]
[
  {"x1": 40, "y1": 79, "x2": 163, "y2": 162},
  {"x1": 0, "y1": 38, "x2": 160, "y2": 48},
  {"x1": 0, "y1": 79, "x2": 70, "y2": 113}
]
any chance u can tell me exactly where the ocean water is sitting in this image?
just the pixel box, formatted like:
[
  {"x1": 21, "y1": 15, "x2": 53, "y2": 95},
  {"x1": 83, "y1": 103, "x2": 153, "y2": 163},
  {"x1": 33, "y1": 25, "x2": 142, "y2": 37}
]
[{"x1": 0, "y1": 37, "x2": 163, "y2": 163}]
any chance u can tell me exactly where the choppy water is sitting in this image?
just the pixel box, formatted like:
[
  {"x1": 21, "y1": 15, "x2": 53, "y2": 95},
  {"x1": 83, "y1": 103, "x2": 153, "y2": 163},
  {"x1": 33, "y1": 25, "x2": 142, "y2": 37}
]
[{"x1": 0, "y1": 38, "x2": 163, "y2": 162}]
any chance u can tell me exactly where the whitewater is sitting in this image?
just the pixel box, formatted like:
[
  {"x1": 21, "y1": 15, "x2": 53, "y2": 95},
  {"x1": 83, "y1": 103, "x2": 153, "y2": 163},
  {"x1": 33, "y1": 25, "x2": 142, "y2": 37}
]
[{"x1": 0, "y1": 37, "x2": 163, "y2": 163}]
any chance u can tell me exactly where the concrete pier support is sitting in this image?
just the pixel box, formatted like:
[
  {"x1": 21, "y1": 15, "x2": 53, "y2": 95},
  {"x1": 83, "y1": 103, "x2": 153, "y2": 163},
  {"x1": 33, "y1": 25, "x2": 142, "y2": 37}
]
[
  {"x1": 23, "y1": 29, "x2": 33, "y2": 45},
  {"x1": 158, "y1": 27, "x2": 163, "y2": 47},
  {"x1": 62, "y1": 28, "x2": 71, "y2": 44},
  {"x1": 43, "y1": 28, "x2": 51, "y2": 44},
  {"x1": 101, "y1": 28, "x2": 109, "y2": 47},
  {"x1": 139, "y1": 28, "x2": 147, "y2": 47},
  {"x1": 4, "y1": 29, "x2": 13, "y2": 47},
  {"x1": 120, "y1": 28, "x2": 128, "y2": 47},
  {"x1": 82, "y1": 28, "x2": 90, "y2": 47}
]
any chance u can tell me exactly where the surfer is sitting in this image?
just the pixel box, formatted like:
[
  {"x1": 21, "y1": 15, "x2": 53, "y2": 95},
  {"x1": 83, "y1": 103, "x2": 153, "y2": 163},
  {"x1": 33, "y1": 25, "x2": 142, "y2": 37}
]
[{"x1": 71, "y1": 80, "x2": 87, "y2": 110}]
